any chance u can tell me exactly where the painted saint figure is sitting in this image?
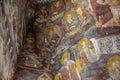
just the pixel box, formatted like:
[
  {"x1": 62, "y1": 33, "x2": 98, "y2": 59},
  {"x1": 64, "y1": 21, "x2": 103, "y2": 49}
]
[
  {"x1": 90, "y1": 0, "x2": 113, "y2": 27},
  {"x1": 107, "y1": 56, "x2": 120, "y2": 80},
  {"x1": 78, "y1": 38, "x2": 99, "y2": 68}
]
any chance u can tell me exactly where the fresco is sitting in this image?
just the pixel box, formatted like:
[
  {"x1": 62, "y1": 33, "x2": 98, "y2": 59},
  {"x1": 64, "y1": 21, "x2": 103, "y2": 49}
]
[
  {"x1": 0, "y1": 0, "x2": 120, "y2": 80},
  {"x1": 52, "y1": 0, "x2": 120, "y2": 80},
  {"x1": 90, "y1": 0, "x2": 120, "y2": 27},
  {"x1": 80, "y1": 54, "x2": 120, "y2": 80},
  {"x1": 91, "y1": 35, "x2": 120, "y2": 54},
  {"x1": 59, "y1": 60, "x2": 80, "y2": 80}
]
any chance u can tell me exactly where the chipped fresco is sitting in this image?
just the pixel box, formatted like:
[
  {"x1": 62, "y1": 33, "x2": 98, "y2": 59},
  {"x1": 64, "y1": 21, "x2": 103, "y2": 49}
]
[{"x1": 0, "y1": 0, "x2": 120, "y2": 80}]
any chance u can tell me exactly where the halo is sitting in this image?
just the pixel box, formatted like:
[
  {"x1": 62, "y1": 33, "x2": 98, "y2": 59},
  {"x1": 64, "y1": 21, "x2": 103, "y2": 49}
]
[
  {"x1": 77, "y1": 38, "x2": 89, "y2": 51},
  {"x1": 75, "y1": 4, "x2": 83, "y2": 16},
  {"x1": 109, "y1": 0, "x2": 119, "y2": 8},
  {"x1": 63, "y1": 11, "x2": 74, "y2": 23},
  {"x1": 107, "y1": 56, "x2": 120, "y2": 72},
  {"x1": 54, "y1": 72, "x2": 61, "y2": 80},
  {"x1": 38, "y1": 72, "x2": 52, "y2": 80},
  {"x1": 53, "y1": 0, "x2": 62, "y2": 7},
  {"x1": 75, "y1": 4, "x2": 83, "y2": 10},
  {"x1": 60, "y1": 51, "x2": 70, "y2": 65}
]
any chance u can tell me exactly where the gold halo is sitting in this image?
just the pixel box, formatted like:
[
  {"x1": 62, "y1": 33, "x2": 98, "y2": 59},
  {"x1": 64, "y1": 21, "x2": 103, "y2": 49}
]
[
  {"x1": 109, "y1": 0, "x2": 119, "y2": 8},
  {"x1": 53, "y1": 0, "x2": 62, "y2": 7},
  {"x1": 63, "y1": 12, "x2": 74, "y2": 23},
  {"x1": 77, "y1": 38, "x2": 89, "y2": 51},
  {"x1": 75, "y1": 4, "x2": 83, "y2": 10},
  {"x1": 38, "y1": 72, "x2": 52, "y2": 80},
  {"x1": 54, "y1": 73, "x2": 61, "y2": 80},
  {"x1": 107, "y1": 56, "x2": 120, "y2": 72},
  {"x1": 75, "y1": 4, "x2": 83, "y2": 16},
  {"x1": 60, "y1": 51, "x2": 70, "y2": 65}
]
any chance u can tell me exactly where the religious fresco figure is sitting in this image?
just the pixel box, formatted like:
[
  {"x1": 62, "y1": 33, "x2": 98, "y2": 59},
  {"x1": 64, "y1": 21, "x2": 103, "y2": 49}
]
[
  {"x1": 63, "y1": 11, "x2": 75, "y2": 32},
  {"x1": 62, "y1": 11, "x2": 76, "y2": 45},
  {"x1": 34, "y1": 4, "x2": 49, "y2": 25},
  {"x1": 90, "y1": 0, "x2": 118, "y2": 27},
  {"x1": 60, "y1": 51, "x2": 71, "y2": 65},
  {"x1": 62, "y1": 11, "x2": 81, "y2": 39},
  {"x1": 50, "y1": 0, "x2": 65, "y2": 22},
  {"x1": 102, "y1": 0, "x2": 120, "y2": 27},
  {"x1": 54, "y1": 72, "x2": 62, "y2": 80},
  {"x1": 17, "y1": 32, "x2": 44, "y2": 69},
  {"x1": 78, "y1": 38, "x2": 99, "y2": 68},
  {"x1": 107, "y1": 56, "x2": 120, "y2": 80},
  {"x1": 45, "y1": 24, "x2": 62, "y2": 54},
  {"x1": 60, "y1": 60, "x2": 80, "y2": 80},
  {"x1": 75, "y1": 4, "x2": 91, "y2": 28}
]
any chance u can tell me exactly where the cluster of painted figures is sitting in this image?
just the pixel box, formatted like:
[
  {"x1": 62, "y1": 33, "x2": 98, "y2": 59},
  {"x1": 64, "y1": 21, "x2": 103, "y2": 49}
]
[{"x1": 14, "y1": 0, "x2": 120, "y2": 80}]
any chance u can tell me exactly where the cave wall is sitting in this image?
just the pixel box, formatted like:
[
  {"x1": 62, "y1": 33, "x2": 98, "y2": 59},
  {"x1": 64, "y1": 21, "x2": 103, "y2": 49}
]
[{"x1": 0, "y1": 0, "x2": 29, "y2": 79}]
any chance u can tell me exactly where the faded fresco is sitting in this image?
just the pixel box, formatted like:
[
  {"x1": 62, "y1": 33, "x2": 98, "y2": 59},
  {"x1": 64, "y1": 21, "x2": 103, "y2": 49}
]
[{"x1": 0, "y1": 0, "x2": 120, "y2": 80}]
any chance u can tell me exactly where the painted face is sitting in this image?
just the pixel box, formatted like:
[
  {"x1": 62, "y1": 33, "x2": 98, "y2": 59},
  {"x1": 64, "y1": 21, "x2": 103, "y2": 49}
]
[
  {"x1": 67, "y1": 14, "x2": 73, "y2": 23},
  {"x1": 82, "y1": 42, "x2": 86, "y2": 49},
  {"x1": 109, "y1": 0, "x2": 119, "y2": 8},
  {"x1": 50, "y1": 0, "x2": 65, "y2": 21},
  {"x1": 108, "y1": 56, "x2": 120, "y2": 80},
  {"x1": 78, "y1": 38, "x2": 89, "y2": 51},
  {"x1": 76, "y1": 8, "x2": 82, "y2": 16},
  {"x1": 46, "y1": 27, "x2": 55, "y2": 41},
  {"x1": 54, "y1": 0, "x2": 62, "y2": 8},
  {"x1": 64, "y1": 12, "x2": 74, "y2": 24},
  {"x1": 110, "y1": 60, "x2": 120, "y2": 80},
  {"x1": 75, "y1": 4, "x2": 83, "y2": 18}
]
